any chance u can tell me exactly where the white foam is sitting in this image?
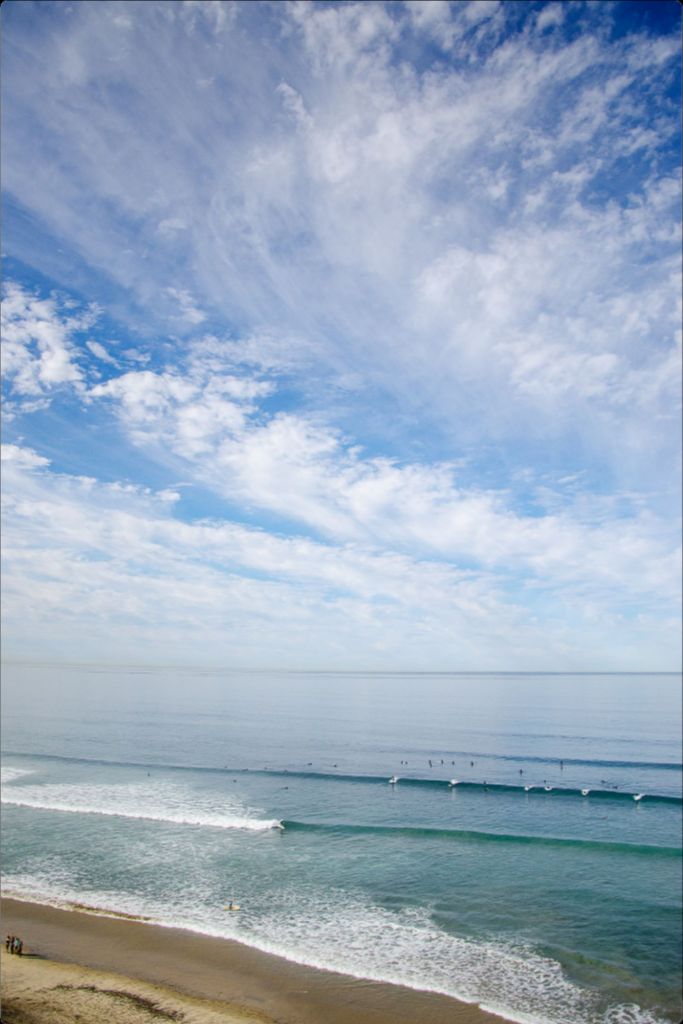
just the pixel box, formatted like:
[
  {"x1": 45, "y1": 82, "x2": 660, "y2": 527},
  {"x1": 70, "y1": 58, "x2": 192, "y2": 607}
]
[
  {"x1": 238, "y1": 889, "x2": 600, "y2": 1023},
  {"x1": 1, "y1": 766, "x2": 34, "y2": 784},
  {"x1": 601, "y1": 1005, "x2": 674, "y2": 1024},
  {"x1": 1, "y1": 780, "x2": 282, "y2": 832}
]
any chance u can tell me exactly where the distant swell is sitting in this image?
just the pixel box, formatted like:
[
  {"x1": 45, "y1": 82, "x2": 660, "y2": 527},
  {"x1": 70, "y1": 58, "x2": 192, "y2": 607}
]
[
  {"x1": 280, "y1": 820, "x2": 681, "y2": 856},
  {"x1": 3, "y1": 750, "x2": 681, "y2": 804},
  {"x1": 265, "y1": 772, "x2": 682, "y2": 805}
]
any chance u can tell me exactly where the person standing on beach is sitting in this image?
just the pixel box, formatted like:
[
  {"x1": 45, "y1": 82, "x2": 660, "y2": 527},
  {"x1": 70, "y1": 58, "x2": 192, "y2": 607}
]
[{"x1": 5, "y1": 934, "x2": 12, "y2": 951}]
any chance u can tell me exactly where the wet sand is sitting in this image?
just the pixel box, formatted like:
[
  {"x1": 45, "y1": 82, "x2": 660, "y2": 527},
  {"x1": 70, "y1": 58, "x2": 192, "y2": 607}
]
[{"x1": 1, "y1": 898, "x2": 505, "y2": 1024}]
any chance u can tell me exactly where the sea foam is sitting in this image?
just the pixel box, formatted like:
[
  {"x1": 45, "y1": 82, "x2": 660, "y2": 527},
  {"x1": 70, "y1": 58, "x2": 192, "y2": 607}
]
[
  {"x1": 1, "y1": 779, "x2": 282, "y2": 832},
  {"x1": 1, "y1": 874, "x2": 671, "y2": 1024}
]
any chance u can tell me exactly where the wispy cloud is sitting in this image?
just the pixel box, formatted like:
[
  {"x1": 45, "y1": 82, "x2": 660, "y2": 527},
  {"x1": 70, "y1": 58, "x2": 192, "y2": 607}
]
[
  {"x1": 3, "y1": 3, "x2": 678, "y2": 469},
  {"x1": 1, "y1": 450, "x2": 676, "y2": 670},
  {"x1": 1, "y1": 1, "x2": 680, "y2": 668}
]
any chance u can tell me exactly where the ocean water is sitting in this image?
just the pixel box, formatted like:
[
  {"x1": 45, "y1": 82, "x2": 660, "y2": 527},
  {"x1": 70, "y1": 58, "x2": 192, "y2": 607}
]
[{"x1": 1, "y1": 664, "x2": 681, "y2": 1024}]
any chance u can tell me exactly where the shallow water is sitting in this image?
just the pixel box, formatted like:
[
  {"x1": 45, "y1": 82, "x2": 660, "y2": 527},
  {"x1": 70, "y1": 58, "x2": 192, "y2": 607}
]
[{"x1": 2, "y1": 665, "x2": 681, "y2": 1024}]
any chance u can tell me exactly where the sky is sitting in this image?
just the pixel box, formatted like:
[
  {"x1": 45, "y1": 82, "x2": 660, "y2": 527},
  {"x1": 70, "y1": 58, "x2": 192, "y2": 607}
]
[{"x1": 1, "y1": 0, "x2": 681, "y2": 672}]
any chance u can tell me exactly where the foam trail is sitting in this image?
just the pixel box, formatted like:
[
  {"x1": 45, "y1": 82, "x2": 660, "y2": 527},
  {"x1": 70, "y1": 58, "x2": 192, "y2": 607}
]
[
  {"x1": 1, "y1": 766, "x2": 34, "y2": 784},
  {"x1": 2, "y1": 781, "x2": 282, "y2": 832}
]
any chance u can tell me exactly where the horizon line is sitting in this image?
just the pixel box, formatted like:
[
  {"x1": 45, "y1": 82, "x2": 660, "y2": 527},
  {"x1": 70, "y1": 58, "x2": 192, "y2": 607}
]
[{"x1": 1, "y1": 658, "x2": 680, "y2": 676}]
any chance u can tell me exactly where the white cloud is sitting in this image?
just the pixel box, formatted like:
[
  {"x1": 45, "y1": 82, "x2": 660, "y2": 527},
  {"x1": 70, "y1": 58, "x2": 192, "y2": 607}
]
[
  {"x1": 461, "y1": 1, "x2": 501, "y2": 26},
  {"x1": 1, "y1": 444, "x2": 50, "y2": 469},
  {"x1": 180, "y1": 0, "x2": 235, "y2": 35},
  {"x1": 89, "y1": 358, "x2": 273, "y2": 458},
  {"x1": 536, "y1": 4, "x2": 565, "y2": 33},
  {"x1": 81, "y1": 357, "x2": 680, "y2": 616},
  {"x1": 2, "y1": 454, "x2": 677, "y2": 669},
  {"x1": 121, "y1": 348, "x2": 151, "y2": 364},
  {"x1": 166, "y1": 287, "x2": 206, "y2": 325},
  {"x1": 404, "y1": 1, "x2": 457, "y2": 49},
  {"x1": 2, "y1": 3, "x2": 677, "y2": 477},
  {"x1": 86, "y1": 339, "x2": 118, "y2": 365},
  {"x1": 1, "y1": 282, "x2": 92, "y2": 397},
  {"x1": 157, "y1": 217, "x2": 188, "y2": 236}
]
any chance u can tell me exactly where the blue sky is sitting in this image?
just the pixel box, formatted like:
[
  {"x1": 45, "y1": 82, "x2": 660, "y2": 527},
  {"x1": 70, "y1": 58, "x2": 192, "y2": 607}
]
[{"x1": 1, "y1": 0, "x2": 681, "y2": 670}]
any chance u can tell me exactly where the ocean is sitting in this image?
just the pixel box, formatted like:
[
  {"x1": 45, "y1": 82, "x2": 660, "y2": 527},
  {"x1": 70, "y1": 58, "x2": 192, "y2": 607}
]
[{"x1": 1, "y1": 664, "x2": 681, "y2": 1024}]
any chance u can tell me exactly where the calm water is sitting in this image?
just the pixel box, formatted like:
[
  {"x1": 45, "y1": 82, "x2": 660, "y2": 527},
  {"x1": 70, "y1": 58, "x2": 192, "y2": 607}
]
[{"x1": 1, "y1": 665, "x2": 681, "y2": 1024}]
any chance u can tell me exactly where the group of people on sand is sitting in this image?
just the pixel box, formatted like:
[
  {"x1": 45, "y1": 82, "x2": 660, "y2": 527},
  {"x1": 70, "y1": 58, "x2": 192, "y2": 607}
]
[{"x1": 5, "y1": 934, "x2": 23, "y2": 955}]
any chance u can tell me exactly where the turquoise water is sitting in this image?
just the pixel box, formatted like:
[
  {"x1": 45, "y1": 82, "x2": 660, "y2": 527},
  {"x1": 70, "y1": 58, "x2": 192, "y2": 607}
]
[{"x1": 1, "y1": 665, "x2": 681, "y2": 1024}]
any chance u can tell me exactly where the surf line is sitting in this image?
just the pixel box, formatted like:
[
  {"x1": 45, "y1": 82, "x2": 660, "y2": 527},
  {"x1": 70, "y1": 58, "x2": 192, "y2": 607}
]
[
  {"x1": 279, "y1": 820, "x2": 682, "y2": 855},
  {"x1": 252, "y1": 770, "x2": 675, "y2": 804},
  {"x1": 4, "y1": 753, "x2": 678, "y2": 803}
]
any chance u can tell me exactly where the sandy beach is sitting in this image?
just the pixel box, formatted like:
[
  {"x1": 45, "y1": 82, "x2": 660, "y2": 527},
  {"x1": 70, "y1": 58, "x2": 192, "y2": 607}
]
[{"x1": 1, "y1": 898, "x2": 504, "y2": 1024}]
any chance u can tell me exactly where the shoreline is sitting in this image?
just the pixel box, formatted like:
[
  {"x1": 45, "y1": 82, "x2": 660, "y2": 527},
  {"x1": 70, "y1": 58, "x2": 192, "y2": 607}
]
[{"x1": 1, "y1": 897, "x2": 506, "y2": 1024}]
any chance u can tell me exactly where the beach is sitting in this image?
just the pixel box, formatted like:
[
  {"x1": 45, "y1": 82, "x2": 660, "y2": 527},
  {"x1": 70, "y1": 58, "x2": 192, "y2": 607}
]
[{"x1": 1, "y1": 898, "x2": 503, "y2": 1024}]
